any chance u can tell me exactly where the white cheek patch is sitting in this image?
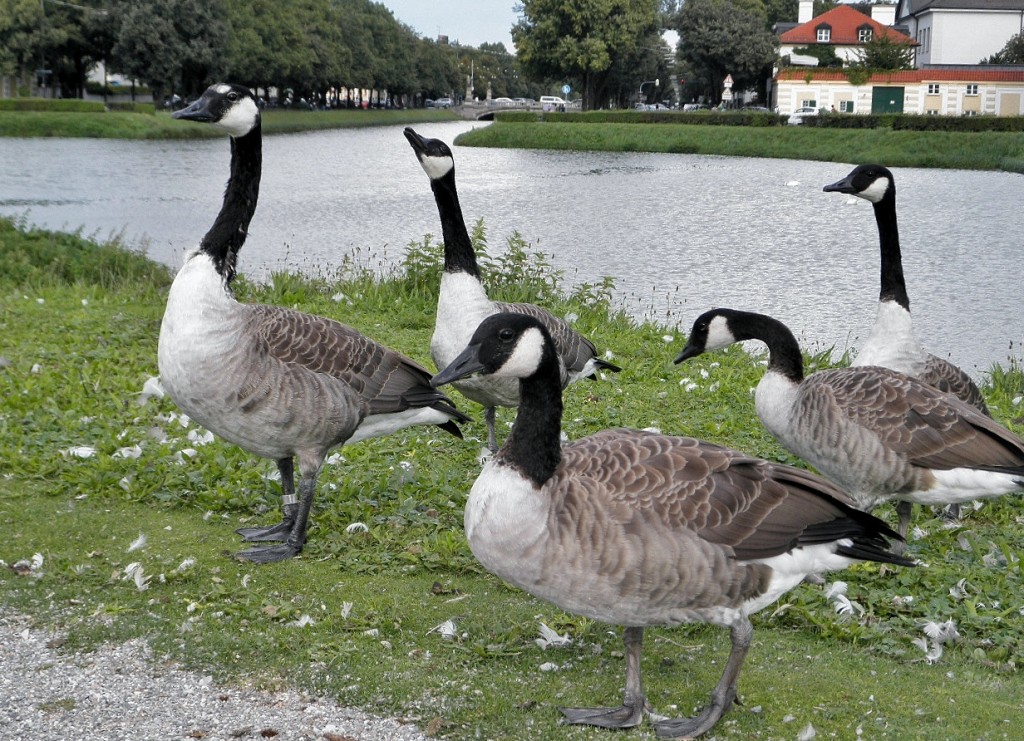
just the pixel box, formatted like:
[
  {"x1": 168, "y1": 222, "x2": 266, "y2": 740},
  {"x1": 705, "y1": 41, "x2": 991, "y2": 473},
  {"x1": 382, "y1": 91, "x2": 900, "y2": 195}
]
[
  {"x1": 496, "y1": 327, "x2": 545, "y2": 378},
  {"x1": 858, "y1": 176, "x2": 889, "y2": 203},
  {"x1": 704, "y1": 315, "x2": 736, "y2": 351},
  {"x1": 214, "y1": 97, "x2": 259, "y2": 138},
  {"x1": 214, "y1": 84, "x2": 232, "y2": 95},
  {"x1": 420, "y1": 154, "x2": 454, "y2": 180}
]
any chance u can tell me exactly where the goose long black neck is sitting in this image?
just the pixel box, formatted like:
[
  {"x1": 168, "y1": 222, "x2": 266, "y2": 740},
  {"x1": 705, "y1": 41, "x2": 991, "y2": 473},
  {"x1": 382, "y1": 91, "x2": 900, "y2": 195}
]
[
  {"x1": 200, "y1": 126, "x2": 262, "y2": 285},
  {"x1": 872, "y1": 189, "x2": 910, "y2": 311},
  {"x1": 735, "y1": 312, "x2": 805, "y2": 383},
  {"x1": 498, "y1": 355, "x2": 564, "y2": 487},
  {"x1": 431, "y1": 172, "x2": 482, "y2": 279}
]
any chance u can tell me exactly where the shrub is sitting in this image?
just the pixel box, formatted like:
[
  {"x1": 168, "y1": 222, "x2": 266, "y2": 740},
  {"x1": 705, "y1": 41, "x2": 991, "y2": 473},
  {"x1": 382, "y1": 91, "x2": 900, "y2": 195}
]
[
  {"x1": 805, "y1": 112, "x2": 1024, "y2": 132},
  {"x1": 107, "y1": 101, "x2": 155, "y2": 114},
  {"x1": 0, "y1": 98, "x2": 106, "y2": 113},
  {"x1": 539, "y1": 110, "x2": 786, "y2": 127}
]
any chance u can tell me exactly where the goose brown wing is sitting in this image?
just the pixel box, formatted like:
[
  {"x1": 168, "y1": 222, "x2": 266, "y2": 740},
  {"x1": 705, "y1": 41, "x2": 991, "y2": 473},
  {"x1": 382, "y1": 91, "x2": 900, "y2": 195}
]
[
  {"x1": 247, "y1": 304, "x2": 455, "y2": 416},
  {"x1": 550, "y1": 429, "x2": 886, "y2": 562},
  {"x1": 495, "y1": 300, "x2": 600, "y2": 375},
  {"x1": 921, "y1": 354, "x2": 990, "y2": 416},
  {"x1": 808, "y1": 366, "x2": 1024, "y2": 470}
]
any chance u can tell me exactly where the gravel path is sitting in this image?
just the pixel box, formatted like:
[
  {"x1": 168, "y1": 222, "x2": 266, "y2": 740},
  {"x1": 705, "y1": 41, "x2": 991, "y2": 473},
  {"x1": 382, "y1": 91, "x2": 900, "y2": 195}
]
[{"x1": 0, "y1": 613, "x2": 428, "y2": 741}]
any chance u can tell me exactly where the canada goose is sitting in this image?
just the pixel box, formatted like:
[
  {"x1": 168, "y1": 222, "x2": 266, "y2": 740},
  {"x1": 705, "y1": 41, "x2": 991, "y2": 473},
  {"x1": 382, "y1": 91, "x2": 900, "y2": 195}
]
[
  {"x1": 158, "y1": 84, "x2": 469, "y2": 563},
  {"x1": 432, "y1": 312, "x2": 910, "y2": 738},
  {"x1": 825, "y1": 163, "x2": 991, "y2": 531},
  {"x1": 404, "y1": 127, "x2": 620, "y2": 451},
  {"x1": 675, "y1": 309, "x2": 1024, "y2": 539}
]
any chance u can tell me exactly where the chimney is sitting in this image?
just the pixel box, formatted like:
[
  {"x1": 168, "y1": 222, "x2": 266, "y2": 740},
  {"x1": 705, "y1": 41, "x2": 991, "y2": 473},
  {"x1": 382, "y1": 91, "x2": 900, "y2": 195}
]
[
  {"x1": 798, "y1": 0, "x2": 814, "y2": 23},
  {"x1": 871, "y1": 4, "x2": 897, "y2": 26}
]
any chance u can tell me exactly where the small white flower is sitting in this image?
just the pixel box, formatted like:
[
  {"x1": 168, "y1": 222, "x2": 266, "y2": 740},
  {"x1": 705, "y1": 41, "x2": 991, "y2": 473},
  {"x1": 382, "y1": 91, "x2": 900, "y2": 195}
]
[
  {"x1": 36, "y1": 297, "x2": 44, "y2": 304},
  {"x1": 127, "y1": 533, "x2": 147, "y2": 552},
  {"x1": 662, "y1": 335, "x2": 674, "y2": 343},
  {"x1": 1012, "y1": 395, "x2": 1022, "y2": 406}
]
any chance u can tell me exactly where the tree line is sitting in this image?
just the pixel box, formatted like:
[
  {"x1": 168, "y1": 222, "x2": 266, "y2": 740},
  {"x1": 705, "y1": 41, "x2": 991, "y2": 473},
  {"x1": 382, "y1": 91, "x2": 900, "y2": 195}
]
[{"x1": 0, "y1": 0, "x2": 532, "y2": 107}]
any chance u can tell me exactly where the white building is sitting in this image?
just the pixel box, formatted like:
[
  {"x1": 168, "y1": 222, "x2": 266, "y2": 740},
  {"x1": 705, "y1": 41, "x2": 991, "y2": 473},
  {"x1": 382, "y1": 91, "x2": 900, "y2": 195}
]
[{"x1": 895, "y1": 0, "x2": 1024, "y2": 66}]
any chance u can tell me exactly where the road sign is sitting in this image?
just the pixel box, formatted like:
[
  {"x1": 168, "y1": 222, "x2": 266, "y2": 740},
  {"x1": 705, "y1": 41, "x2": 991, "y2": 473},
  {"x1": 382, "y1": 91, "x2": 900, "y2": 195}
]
[
  {"x1": 724, "y1": 74, "x2": 734, "y2": 88},
  {"x1": 562, "y1": 84, "x2": 571, "y2": 95}
]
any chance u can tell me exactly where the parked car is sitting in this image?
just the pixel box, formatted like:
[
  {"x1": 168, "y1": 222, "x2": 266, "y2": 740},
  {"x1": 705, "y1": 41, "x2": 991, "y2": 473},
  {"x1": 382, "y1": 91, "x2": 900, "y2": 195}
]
[
  {"x1": 434, "y1": 97, "x2": 454, "y2": 109},
  {"x1": 681, "y1": 103, "x2": 710, "y2": 112},
  {"x1": 490, "y1": 97, "x2": 515, "y2": 106},
  {"x1": 513, "y1": 97, "x2": 536, "y2": 106},
  {"x1": 787, "y1": 106, "x2": 819, "y2": 125}
]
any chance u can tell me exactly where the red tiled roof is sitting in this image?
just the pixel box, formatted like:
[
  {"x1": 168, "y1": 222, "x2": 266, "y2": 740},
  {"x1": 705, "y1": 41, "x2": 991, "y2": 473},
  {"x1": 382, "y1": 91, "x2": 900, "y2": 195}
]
[
  {"x1": 776, "y1": 67, "x2": 1024, "y2": 82},
  {"x1": 779, "y1": 5, "x2": 916, "y2": 45}
]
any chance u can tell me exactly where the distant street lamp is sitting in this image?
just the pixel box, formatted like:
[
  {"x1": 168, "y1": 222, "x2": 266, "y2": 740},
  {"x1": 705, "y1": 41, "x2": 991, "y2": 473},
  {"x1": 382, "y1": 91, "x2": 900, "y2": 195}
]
[{"x1": 638, "y1": 78, "x2": 659, "y2": 103}]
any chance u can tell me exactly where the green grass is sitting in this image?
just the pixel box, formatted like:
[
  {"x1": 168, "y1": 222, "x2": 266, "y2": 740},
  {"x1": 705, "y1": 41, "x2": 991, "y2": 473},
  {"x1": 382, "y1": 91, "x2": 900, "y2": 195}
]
[
  {"x1": 2, "y1": 217, "x2": 1024, "y2": 739},
  {"x1": 0, "y1": 107, "x2": 459, "y2": 139},
  {"x1": 456, "y1": 121, "x2": 1024, "y2": 173}
]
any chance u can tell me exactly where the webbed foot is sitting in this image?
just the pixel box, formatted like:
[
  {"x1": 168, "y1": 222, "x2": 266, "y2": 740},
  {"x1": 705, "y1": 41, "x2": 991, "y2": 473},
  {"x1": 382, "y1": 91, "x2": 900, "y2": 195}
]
[
  {"x1": 235, "y1": 520, "x2": 294, "y2": 542},
  {"x1": 653, "y1": 687, "x2": 737, "y2": 739},
  {"x1": 234, "y1": 541, "x2": 304, "y2": 563},
  {"x1": 559, "y1": 700, "x2": 646, "y2": 729}
]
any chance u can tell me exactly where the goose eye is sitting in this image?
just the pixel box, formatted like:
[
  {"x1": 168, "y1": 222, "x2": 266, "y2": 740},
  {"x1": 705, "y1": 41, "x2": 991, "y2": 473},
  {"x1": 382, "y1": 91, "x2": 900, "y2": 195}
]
[
  {"x1": 227, "y1": 92, "x2": 239, "y2": 101},
  {"x1": 498, "y1": 328, "x2": 515, "y2": 342}
]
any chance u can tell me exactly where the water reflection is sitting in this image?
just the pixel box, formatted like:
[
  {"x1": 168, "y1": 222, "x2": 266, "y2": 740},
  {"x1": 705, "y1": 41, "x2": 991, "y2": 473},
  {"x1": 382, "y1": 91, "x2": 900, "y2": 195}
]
[{"x1": 1, "y1": 121, "x2": 1021, "y2": 375}]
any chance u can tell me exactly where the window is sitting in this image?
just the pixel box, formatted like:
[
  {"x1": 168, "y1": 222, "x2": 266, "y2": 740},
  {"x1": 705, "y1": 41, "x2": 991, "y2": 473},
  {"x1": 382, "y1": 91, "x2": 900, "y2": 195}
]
[
  {"x1": 965, "y1": 84, "x2": 979, "y2": 96},
  {"x1": 839, "y1": 100, "x2": 854, "y2": 113},
  {"x1": 927, "y1": 84, "x2": 940, "y2": 95},
  {"x1": 858, "y1": 27, "x2": 872, "y2": 43},
  {"x1": 963, "y1": 109, "x2": 978, "y2": 116},
  {"x1": 926, "y1": 109, "x2": 939, "y2": 115},
  {"x1": 801, "y1": 99, "x2": 817, "y2": 108},
  {"x1": 816, "y1": 25, "x2": 831, "y2": 43}
]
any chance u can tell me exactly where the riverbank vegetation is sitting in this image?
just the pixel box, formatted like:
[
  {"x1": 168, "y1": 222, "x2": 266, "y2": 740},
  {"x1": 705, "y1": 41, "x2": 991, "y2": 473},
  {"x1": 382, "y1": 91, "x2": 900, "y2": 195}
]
[
  {"x1": 457, "y1": 120, "x2": 1024, "y2": 173},
  {"x1": 0, "y1": 107, "x2": 459, "y2": 139},
  {"x1": 2, "y1": 218, "x2": 1023, "y2": 738}
]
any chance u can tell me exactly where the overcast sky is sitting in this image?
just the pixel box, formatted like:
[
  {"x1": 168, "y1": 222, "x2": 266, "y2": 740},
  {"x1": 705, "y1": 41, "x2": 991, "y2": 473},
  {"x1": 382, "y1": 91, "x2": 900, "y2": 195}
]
[{"x1": 378, "y1": 1, "x2": 520, "y2": 50}]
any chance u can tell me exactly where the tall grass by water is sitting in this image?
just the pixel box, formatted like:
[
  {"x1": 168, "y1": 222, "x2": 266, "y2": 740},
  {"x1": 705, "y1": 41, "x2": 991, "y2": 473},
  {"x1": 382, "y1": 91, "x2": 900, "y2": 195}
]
[{"x1": 2, "y1": 217, "x2": 1023, "y2": 738}]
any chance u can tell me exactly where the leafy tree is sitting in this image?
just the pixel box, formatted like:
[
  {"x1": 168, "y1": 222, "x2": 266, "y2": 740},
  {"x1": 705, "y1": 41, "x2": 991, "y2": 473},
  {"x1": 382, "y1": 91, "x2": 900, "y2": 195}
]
[
  {"x1": 513, "y1": 0, "x2": 661, "y2": 110},
  {"x1": 112, "y1": 0, "x2": 227, "y2": 102},
  {"x1": 981, "y1": 31, "x2": 1024, "y2": 64},
  {"x1": 414, "y1": 38, "x2": 459, "y2": 100},
  {"x1": 674, "y1": 0, "x2": 778, "y2": 102},
  {"x1": 852, "y1": 33, "x2": 915, "y2": 70},
  {"x1": 792, "y1": 44, "x2": 842, "y2": 67}
]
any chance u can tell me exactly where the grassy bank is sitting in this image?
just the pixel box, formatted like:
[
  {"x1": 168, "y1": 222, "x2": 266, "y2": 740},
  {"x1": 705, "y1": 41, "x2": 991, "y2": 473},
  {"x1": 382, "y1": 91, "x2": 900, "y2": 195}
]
[
  {"x1": 2, "y1": 218, "x2": 1024, "y2": 739},
  {"x1": 0, "y1": 107, "x2": 458, "y2": 139},
  {"x1": 456, "y1": 120, "x2": 1024, "y2": 173}
]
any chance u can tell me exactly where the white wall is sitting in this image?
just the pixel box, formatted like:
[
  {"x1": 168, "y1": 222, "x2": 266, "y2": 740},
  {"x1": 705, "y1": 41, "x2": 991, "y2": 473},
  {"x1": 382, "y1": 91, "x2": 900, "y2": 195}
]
[{"x1": 921, "y1": 10, "x2": 1023, "y2": 65}]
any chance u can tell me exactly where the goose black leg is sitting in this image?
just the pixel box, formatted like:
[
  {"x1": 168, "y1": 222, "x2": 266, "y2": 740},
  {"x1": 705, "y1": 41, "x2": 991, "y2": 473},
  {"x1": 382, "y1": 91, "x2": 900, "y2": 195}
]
[
  {"x1": 560, "y1": 626, "x2": 649, "y2": 729},
  {"x1": 484, "y1": 406, "x2": 499, "y2": 453},
  {"x1": 236, "y1": 458, "x2": 297, "y2": 542},
  {"x1": 654, "y1": 617, "x2": 751, "y2": 739},
  {"x1": 236, "y1": 468, "x2": 316, "y2": 563}
]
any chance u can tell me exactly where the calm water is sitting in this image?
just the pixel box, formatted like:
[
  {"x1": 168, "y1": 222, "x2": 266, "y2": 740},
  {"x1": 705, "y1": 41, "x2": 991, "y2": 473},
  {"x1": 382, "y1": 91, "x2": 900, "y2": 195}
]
[{"x1": 2, "y1": 120, "x2": 1021, "y2": 375}]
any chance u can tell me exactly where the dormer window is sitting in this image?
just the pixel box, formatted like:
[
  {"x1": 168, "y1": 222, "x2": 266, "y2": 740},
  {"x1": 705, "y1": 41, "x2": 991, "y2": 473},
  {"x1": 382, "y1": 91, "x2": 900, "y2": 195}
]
[
  {"x1": 858, "y1": 26, "x2": 873, "y2": 43},
  {"x1": 816, "y1": 25, "x2": 831, "y2": 43}
]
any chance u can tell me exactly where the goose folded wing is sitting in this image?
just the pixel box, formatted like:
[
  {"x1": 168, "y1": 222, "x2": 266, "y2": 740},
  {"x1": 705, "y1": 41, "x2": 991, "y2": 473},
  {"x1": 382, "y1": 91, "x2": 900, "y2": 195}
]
[
  {"x1": 921, "y1": 354, "x2": 990, "y2": 415},
  {"x1": 249, "y1": 304, "x2": 444, "y2": 414},
  {"x1": 554, "y1": 430, "x2": 875, "y2": 562},
  {"x1": 812, "y1": 366, "x2": 1024, "y2": 471}
]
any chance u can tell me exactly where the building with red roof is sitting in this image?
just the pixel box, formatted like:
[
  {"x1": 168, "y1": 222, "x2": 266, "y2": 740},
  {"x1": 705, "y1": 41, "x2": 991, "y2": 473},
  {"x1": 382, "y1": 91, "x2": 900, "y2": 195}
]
[{"x1": 778, "y1": 3, "x2": 917, "y2": 66}]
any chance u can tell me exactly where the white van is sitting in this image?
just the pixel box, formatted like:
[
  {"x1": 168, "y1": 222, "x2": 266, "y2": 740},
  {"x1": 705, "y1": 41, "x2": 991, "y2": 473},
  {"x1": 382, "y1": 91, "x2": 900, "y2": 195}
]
[{"x1": 540, "y1": 95, "x2": 566, "y2": 110}]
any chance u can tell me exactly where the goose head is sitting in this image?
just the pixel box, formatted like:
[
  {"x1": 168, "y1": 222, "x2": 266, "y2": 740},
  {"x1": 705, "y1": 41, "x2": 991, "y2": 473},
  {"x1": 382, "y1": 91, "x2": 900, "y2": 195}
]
[
  {"x1": 674, "y1": 308, "x2": 745, "y2": 363},
  {"x1": 823, "y1": 164, "x2": 894, "y2": 205},
  {"x1": 174, "y1": 83, "x2": 260, "y2": 138},
  {"x1": 431, "y1": 313, "x2": 556, "y2": 388},
  {"x1": 404, "y1": 127, "x2": 455, "y2": 181}
]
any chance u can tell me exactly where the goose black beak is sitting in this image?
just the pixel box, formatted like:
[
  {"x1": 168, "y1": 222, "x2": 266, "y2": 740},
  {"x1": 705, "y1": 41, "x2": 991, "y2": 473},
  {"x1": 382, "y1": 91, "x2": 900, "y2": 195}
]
[
  {"x1": 674, "y1": 342, "x2": 702, "y2": 364},
  {"x1": 823, "y1": 174, "x2": 856, "y2": 194},
  {"x1": 173, "y1": 95, "x2": 215, "y2": 123},
  {"x1": 404, "y1": 127, "x2": 428, "y2": 154},
  {"x1": 431, "y1": 344, "x2": 486, "y2": 387}
]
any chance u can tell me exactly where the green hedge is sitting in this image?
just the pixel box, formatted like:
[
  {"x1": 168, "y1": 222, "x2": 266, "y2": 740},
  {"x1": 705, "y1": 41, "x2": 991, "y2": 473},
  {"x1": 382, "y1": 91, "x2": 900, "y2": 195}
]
[
  {"x1": 535, "y1": 109, "x2": 787, "y2": 127},
  {"x1": 106, "y1": 101, "x2": 155, "y2": 114},
  {"x1": 805, "y1": 112, "x2": 1024, "y2": 131},
  {"x1": 493, "y1": 111, "x2": 541, "y2": 122},
  {"x1": 0, "y1": 98, "x2": 105, "y2": 113}
]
